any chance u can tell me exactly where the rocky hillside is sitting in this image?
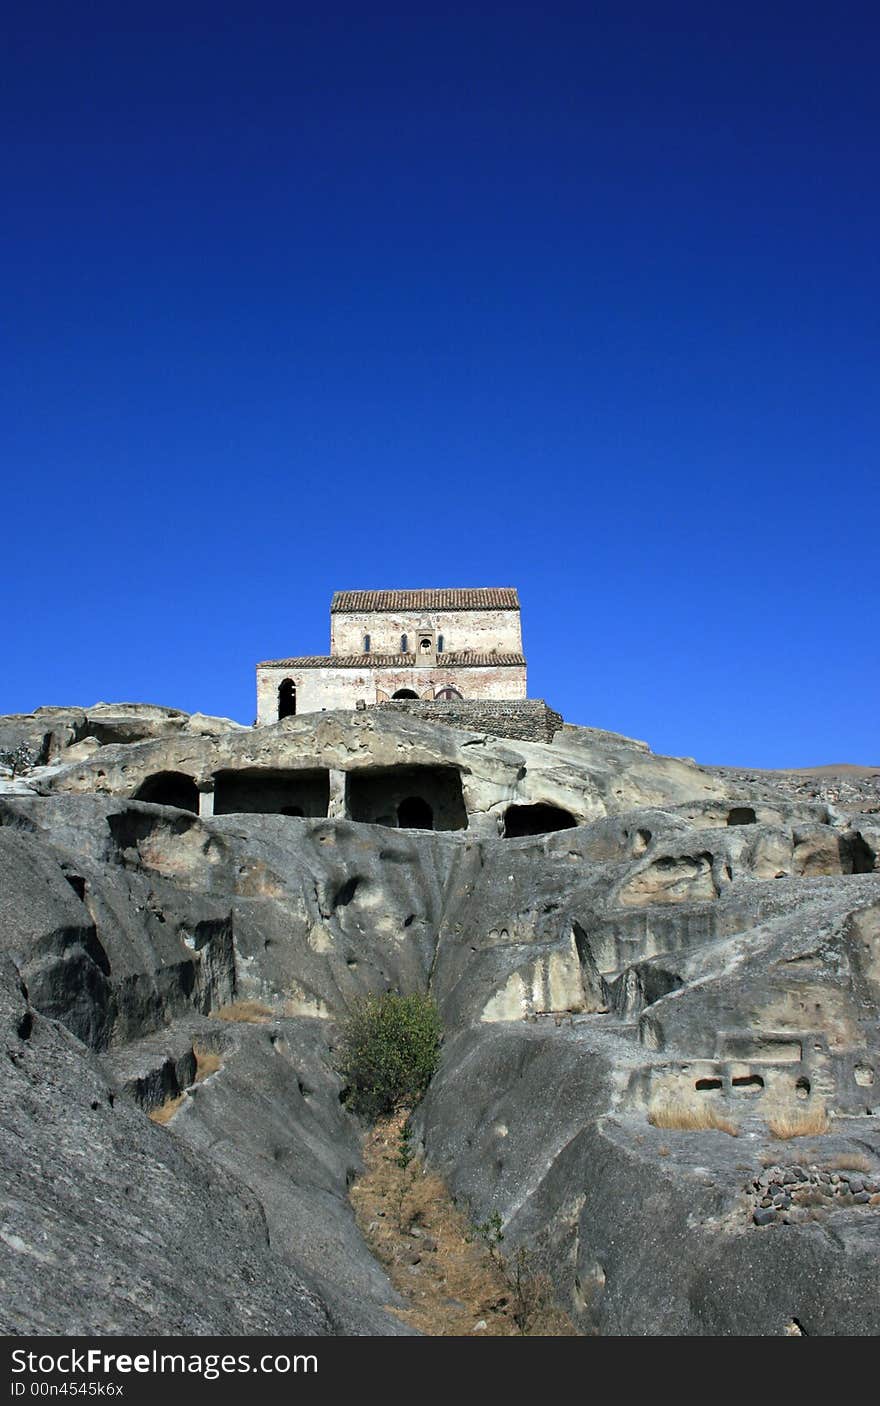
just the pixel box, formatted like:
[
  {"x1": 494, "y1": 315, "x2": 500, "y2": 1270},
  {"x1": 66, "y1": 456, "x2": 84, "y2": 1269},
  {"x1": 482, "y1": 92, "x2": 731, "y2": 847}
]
[{"x1": 1, "y1": 704, "x2": 878, "y2": 1335}]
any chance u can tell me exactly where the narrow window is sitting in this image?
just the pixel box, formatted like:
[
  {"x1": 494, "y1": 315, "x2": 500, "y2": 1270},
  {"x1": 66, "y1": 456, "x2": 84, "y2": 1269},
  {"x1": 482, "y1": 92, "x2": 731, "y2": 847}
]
[
  {"x1": 401, "y1": 633, "x2": 408, "y2": 653},
  {"x1": 278, "y1": 679, "x2": 296, "y2": 719},
  {"x1": 363, "y1": 634, "x2": 370, "y2": 653},
  {"x1": 438, "y1": 634, "x2": 445, "y2": 653}
]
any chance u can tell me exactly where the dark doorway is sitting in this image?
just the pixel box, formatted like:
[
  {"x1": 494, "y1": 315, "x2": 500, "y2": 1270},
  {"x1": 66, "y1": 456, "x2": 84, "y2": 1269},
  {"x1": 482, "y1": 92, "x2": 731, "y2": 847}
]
[
  {"x1": 397, "y1": 796, "x2": 434, "y2": 830},
  {"x1": 435, "y1": 686, "x2": 463, "y2": 700},
  {"x1": 278, "y1": 679, "x2": 297, "y2": 719},
  {"x1": 392, "y1": 689, "x2": 419, "y2": 699},
  {"x1": 727, "y1": 807, "x2": 757, "y2": 826},
  {"x1": 134, "y1": 772, "x2": 200, "y2": 814},
  {"x1": 503, "y1": 803, "x2": 577, "y2": 837}
]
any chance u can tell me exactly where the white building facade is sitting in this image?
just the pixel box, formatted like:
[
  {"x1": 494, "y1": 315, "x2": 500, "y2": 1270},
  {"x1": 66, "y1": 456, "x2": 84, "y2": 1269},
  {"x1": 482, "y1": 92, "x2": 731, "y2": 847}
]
[{"x1": 256, "y1": 588, "x2": 527, "y2": 723}]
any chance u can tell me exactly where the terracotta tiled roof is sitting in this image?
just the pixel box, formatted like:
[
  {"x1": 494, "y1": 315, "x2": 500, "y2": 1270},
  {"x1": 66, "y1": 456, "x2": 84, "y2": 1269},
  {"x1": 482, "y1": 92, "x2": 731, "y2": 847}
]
[
  {"x1": 330, "y1": 588, "x2": 519, "y2": 613},
  {"x1": 257, "y1": 651, "x2": 526, "y2": 669},
  {"x1": 436, "y1": 651, "x2": 525, "y2": 668}
]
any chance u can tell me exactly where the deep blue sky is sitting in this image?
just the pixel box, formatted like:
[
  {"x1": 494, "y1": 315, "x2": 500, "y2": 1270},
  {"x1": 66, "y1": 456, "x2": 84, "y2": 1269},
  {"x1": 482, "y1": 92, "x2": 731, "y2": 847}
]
[{"x1": 2, "y1": 2, "x2": 878, "y2": 766}]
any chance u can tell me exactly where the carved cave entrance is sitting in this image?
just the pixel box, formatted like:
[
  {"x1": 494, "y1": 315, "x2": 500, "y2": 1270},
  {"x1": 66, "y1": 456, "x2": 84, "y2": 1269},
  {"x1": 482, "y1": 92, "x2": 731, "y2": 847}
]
[
  {"x1": 345, "y1": 766, "x2": 467, "y2": 831},
  {"x1": 133, "y1": 772, "x2": 200, "y2": 814},
  {"x1": 213, "y1": 769, "x2": 330, "y2": 817},
  {"x1": 503, "y1": 803, "x2": 577, "y2": 837},
  {"x1": 397, "y1": 796, "x2": 434, "y2": 829}
]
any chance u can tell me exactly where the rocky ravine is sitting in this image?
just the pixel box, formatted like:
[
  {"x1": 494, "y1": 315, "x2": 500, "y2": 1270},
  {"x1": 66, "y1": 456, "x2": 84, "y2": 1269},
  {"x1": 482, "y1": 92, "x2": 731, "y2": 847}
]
[{"x1": 0, "y1": 703, "x2": 878, "y2": 1336}]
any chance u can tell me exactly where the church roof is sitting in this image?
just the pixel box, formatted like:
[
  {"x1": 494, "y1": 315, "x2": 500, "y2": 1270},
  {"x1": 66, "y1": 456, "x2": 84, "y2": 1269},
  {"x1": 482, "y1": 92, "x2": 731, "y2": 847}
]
[
  {"x1": 330, "y1": 588, "x2": 520, "y2": 613},
  {"x1": 258, "y1": 651, "x2": 526, "y2": 669}
]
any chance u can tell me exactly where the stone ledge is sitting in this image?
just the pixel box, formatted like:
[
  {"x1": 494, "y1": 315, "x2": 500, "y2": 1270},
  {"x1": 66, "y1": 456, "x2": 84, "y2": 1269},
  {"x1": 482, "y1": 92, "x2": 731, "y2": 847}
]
[{"x1": 373, "y1": 698, "x2": 564, "y2": 743}]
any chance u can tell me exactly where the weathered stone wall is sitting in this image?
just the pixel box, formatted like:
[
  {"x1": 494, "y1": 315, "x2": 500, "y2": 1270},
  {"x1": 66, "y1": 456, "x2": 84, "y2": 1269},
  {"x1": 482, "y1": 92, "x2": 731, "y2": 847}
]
[
  {"x1": 256, "y1": 663, "x2": 527, "y2": 722},
  {"x1": 331, "y1": 606, "x2": 522, "y2": 656},
  {"x1": 371, "y1": 663, "x2": 527, "y2": 704},
  {"x1": 374, "y1": 698, "x2": 564, "y2": 743},
  {"x1": 257, "y1": 665, "x2": 375, "y2": 720}
]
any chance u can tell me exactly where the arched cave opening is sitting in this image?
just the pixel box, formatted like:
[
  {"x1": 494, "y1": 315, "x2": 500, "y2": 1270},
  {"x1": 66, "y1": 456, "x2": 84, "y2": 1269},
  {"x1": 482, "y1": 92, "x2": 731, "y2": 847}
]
[
  {"x1": 391, "y1": 689, "x2": 419, "y2": 700},
  {"x1": 278, "y1": 679, "x2": 297, "y2": 720},
  {"x1": 134, "y1": 772, "x2": 200, "y2": 814},
  {"x1": 727, "y1": 807, "x2": 757, "y2": 826},
  {"x1": 503, "y1": 803, "x2": 577, "y2": 838},
  {"x1": 397, "y1": 796, "x2": 434, "y2": 830}
]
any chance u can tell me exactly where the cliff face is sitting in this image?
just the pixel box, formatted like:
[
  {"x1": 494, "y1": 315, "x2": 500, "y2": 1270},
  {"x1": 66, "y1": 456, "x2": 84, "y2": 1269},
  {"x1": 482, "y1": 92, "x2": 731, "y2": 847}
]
[{"x1": 1, "y1": 706, "x2": 878, "y2": 1335}]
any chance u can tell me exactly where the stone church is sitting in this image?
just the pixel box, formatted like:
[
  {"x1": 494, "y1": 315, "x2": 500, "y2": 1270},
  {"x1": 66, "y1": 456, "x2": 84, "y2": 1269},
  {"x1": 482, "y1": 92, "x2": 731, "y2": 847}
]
[{"x1": 256, "y1": 588, "x2": 527, "y2": 722}]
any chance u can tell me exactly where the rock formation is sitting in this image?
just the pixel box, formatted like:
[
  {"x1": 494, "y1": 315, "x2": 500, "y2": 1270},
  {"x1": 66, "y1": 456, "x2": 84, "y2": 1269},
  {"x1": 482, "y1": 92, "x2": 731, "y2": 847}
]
[{"x1": 1, "y1": 703, "x2": 878, "y2": 1335}]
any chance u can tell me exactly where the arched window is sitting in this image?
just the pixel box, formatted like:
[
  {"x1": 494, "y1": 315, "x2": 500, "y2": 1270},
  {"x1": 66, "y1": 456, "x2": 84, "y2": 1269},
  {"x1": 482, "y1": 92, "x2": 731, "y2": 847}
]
[
  {"x1": 278, "y1": 679, "x2": 296, "y2": 719},
  {"x1": 401, "y1": 633, "x2": 408, "y2": 653},
  {"x1": 435, "y1": 685, "x2": 462, "y2": 700},
  {"x1": 363, "y1": 634, "x2": 371, "y2": 653},
  {"x1": 437, "y1": 634, "x2": 445, "y2": 653}
]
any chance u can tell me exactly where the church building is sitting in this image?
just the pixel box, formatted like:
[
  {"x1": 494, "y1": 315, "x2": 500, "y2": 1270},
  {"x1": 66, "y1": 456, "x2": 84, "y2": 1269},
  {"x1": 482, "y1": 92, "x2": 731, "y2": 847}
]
[{"x1": 256, "y1": 588, "x2": 527, "y2": 722}]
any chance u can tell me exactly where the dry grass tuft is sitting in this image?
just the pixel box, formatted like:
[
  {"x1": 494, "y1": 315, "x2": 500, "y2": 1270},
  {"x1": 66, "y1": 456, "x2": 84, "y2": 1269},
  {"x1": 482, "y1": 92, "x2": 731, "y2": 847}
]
[
  {"x1": 766, "y1": 1105, "x2": 830, "y2": 1140},
  {"x1": 148, "y1": 1093, "x2": 185, "y2": 1125},
  {"x1": 194, "y1": 1045, "x2": 222, "y2": 1081},
  {"x1": 351, "y1": 1110, "x2": 580, "y2": 1336},
  {"x1": 648, "y1": 1097, "x2": 739, "y2": 1136},
  {"x1": 149, "y1": 1044, "x2": 223, "y2": 1125},
  {"x1": 821, "y1": 1151, "x2": 872, "y2": 1173},
  {"x1": 211, "y1": 1000, "x2": 273, "y2": 1024}
]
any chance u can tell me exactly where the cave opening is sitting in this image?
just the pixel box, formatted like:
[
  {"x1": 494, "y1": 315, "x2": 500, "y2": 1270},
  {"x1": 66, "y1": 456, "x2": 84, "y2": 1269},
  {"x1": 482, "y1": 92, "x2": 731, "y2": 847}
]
[
  {"x1": 213, "y1": 769, "x2": 330, "y2": 817},
  {"x1": 134, "y1": 772, "x2": 200, "y2": 814},
  {"x1": 397, "y1": 796, "x2": 434, "y2": 830},
  {"x1": 345, "y1": 765, "x2": 467, "y2": 831},
  {"x1": 503, "y1": 803, "x2": 577, "y2": 838},
  {"x1": 839, "y1": 831, "x2": 876, "y2": 874}
]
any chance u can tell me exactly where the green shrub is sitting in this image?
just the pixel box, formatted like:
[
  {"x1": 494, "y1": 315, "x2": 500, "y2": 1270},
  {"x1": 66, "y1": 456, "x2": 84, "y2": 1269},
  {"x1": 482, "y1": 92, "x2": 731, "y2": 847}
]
[{"x1": 338, "y1": 992, "x2": 441, "y2": 1120}]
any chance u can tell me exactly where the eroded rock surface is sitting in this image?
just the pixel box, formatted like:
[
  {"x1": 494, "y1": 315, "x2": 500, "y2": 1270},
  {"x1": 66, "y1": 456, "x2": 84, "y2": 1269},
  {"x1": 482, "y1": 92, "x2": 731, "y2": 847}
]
[{"x1": 1, "y1": 704, "x2": 878, "y2": 1335}]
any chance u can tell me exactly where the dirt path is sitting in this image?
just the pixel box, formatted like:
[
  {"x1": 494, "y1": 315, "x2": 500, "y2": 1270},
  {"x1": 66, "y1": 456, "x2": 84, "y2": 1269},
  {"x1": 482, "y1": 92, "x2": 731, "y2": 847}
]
[{"x1": 349, "y1": 1110, "x2": 578, "y2": 1336}]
